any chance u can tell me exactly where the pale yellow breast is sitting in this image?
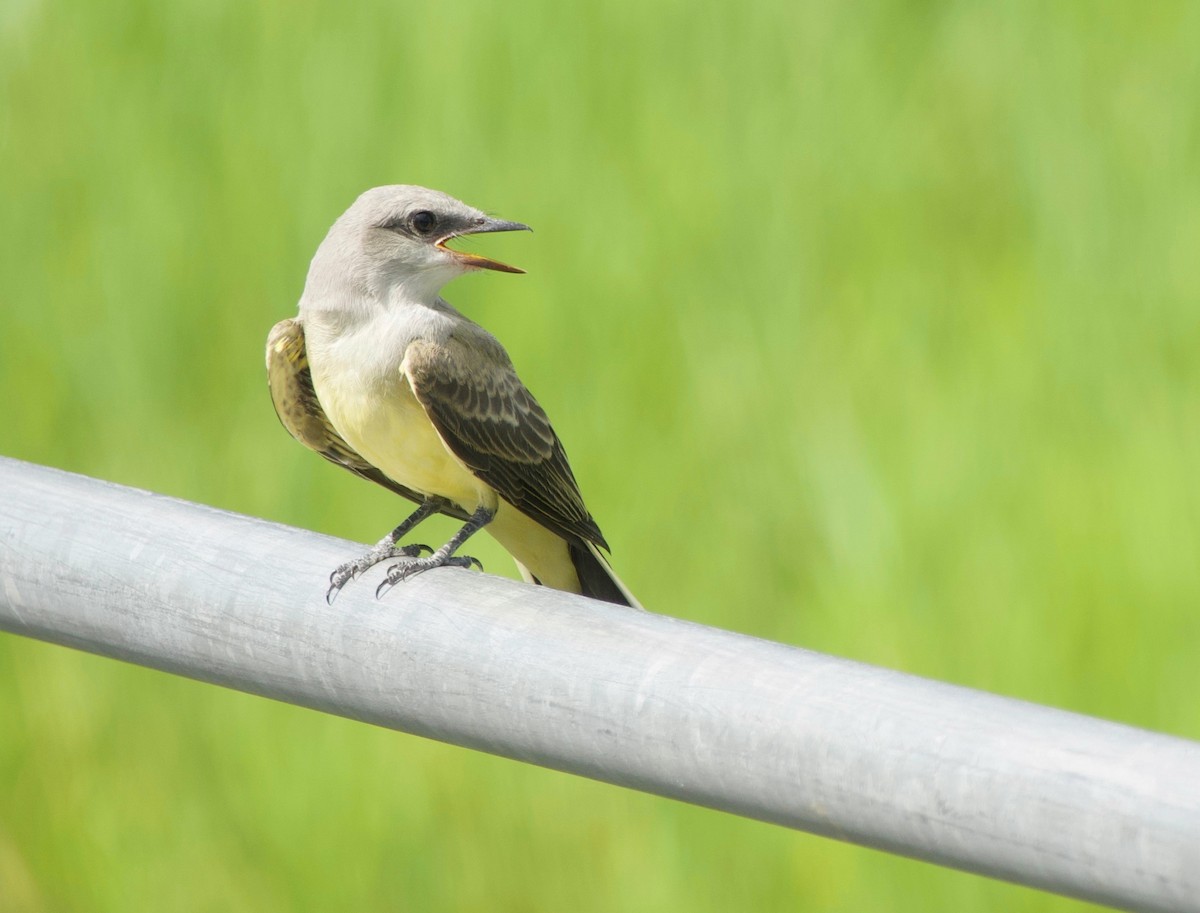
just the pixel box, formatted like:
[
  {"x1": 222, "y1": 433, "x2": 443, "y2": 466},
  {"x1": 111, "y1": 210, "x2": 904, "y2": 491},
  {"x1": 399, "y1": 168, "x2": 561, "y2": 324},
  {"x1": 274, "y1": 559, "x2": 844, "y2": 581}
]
[{"x1": 313, "y1": 359, "x2": 487, "y2": 511}]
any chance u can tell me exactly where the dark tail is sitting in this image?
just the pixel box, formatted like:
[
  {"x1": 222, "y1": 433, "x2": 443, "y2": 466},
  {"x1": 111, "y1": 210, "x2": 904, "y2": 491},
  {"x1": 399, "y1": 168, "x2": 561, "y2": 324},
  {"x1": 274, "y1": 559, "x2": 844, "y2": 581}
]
[{"x1": 569, "y1": 541, "x2": 642, "y2": 609}]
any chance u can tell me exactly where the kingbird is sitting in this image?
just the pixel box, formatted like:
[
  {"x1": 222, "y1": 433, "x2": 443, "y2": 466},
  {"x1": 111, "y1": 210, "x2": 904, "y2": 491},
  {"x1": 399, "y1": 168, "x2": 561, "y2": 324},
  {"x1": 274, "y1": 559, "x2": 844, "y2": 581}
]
[{"x1": 267, "y1": 185, "x2": 639, "y2": 608}]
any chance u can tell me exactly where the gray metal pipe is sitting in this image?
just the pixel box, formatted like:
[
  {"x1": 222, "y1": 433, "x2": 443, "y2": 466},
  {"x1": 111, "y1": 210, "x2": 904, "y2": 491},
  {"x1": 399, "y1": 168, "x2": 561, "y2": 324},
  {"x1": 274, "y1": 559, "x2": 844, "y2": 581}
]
[{"x1": 1, "y1": 456, "x2": 1197, "y2": 912}]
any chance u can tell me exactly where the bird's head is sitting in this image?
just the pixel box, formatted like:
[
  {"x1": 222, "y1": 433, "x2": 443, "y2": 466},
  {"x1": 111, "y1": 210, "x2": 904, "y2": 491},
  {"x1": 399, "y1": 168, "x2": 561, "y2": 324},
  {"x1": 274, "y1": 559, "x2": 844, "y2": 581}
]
[{"x1": 314, "y1": 185, "x2": 531, "y2": 301}]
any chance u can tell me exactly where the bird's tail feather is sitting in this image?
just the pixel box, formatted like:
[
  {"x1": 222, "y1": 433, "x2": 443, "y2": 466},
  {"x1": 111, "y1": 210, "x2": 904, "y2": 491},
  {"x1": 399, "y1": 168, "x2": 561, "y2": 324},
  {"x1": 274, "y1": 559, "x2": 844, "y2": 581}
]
[{"x1": 569, "y1": 541, "x2": 643, "y2": 609}]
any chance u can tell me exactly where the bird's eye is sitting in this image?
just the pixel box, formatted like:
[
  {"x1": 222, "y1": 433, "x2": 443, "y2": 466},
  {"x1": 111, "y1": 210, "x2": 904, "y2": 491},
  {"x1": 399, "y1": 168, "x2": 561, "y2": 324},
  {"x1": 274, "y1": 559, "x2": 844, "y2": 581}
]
[{"x1": 409, "y1": 210, "x2": 437, "y2": 235}]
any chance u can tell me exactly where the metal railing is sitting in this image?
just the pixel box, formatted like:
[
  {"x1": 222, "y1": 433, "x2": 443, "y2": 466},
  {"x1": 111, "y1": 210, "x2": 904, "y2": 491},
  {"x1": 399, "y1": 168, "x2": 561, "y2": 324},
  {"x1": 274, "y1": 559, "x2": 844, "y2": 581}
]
[{"x1": 1, "y1": 456, "x2": 1198, "y2": 912}]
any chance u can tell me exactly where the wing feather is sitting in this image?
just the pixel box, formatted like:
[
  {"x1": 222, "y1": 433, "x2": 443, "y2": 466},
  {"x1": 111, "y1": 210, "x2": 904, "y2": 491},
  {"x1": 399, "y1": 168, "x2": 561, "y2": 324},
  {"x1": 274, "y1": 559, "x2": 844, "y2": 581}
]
[{"x1": 404, "y1": 335, "x2": 607, "y2": 549}]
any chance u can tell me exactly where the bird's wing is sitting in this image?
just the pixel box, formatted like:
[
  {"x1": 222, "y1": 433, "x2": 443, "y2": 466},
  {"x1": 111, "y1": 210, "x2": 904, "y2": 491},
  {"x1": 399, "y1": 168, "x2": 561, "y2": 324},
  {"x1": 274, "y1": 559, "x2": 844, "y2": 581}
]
[
  {"x1": 403, "y1": 335, "x2": 608, "y2": 550},
  {"x1": 266, "y1": 318, "x2": 467, "y2": 518}
]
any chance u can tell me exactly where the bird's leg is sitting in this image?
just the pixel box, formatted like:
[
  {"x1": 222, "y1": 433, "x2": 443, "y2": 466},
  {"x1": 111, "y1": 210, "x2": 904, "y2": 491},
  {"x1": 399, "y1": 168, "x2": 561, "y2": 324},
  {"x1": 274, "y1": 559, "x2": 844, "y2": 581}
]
[
  {"x1": 376, "y1": 505, "x2": 495, "y2": 597},
  {"x1": 326, "y1": 500, "x2": 442, "y2": 603}
]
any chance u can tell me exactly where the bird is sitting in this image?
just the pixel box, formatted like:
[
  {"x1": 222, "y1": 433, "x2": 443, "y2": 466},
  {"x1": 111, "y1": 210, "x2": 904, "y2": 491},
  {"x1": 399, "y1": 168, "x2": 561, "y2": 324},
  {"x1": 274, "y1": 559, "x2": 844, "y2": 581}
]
[{"x1": 266, "y1": 185, "x2": 639, "y2": 608}]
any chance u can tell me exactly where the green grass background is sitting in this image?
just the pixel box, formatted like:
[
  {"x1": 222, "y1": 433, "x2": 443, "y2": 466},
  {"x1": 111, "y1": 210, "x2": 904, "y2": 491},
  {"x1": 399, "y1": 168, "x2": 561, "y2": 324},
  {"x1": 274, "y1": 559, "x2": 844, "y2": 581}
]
[{"x1": 2, "y1": 1, "x2": 1199, "y2": 910}]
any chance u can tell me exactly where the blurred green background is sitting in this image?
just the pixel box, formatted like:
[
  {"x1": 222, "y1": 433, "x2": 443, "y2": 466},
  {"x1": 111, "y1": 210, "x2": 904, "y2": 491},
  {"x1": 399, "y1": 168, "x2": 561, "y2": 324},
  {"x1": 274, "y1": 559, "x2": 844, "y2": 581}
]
[{"x1": 2, "y1": 0, "x2": 1198, "y2": 910}]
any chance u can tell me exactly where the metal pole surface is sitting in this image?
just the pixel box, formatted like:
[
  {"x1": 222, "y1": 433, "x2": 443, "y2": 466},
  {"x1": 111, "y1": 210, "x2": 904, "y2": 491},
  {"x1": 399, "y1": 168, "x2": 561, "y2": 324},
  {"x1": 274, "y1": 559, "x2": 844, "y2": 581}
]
[{"x1": 1, "y1": 456, "x2": 1197, "y2": 912}]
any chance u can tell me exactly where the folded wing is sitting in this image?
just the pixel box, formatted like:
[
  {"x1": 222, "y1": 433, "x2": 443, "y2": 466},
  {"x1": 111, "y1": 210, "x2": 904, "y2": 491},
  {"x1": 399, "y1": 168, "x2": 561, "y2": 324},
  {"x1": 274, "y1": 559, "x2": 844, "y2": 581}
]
[{"x1": 403, "y1": 335, "x2": 608, "y2": 551}]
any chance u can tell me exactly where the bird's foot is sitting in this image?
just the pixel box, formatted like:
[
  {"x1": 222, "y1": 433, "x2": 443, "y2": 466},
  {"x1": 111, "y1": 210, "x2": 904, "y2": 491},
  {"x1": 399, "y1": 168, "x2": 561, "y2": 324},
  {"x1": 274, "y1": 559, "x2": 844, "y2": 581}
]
[
  {"x1": 326, "y1": 542, "x2": 432, "y2": 604},
  {"x1": 375, "y1": 552, "x2": 484, "y2": 598}
]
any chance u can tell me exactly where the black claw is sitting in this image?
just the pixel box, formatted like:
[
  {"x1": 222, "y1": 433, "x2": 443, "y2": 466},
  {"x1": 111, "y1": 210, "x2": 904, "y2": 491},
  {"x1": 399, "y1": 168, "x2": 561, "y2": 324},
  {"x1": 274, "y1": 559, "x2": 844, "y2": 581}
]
[
  {"x1": 326, "y1": 569, "x2": 357, "y2": 604},
  {"x1": 324, "y1": 542, "x2": 437, "y2": 603},
  {"x1": 373, "y1": 553, "x2": 484, "y2": 599}
]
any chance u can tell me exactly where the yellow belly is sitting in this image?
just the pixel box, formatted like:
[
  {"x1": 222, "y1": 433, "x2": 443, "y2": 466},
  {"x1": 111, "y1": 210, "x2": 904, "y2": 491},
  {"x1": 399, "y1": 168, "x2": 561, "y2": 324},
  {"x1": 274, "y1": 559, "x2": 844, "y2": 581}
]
[{"x1": 316, "y1": 366, "x2": 487, "y2": 511}]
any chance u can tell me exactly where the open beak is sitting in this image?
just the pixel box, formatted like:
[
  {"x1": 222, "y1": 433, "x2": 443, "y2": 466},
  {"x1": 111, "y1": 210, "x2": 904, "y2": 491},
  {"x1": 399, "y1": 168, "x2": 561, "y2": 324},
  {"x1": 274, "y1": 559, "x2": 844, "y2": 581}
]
[{"x1": 437, "y1": 217, "x2": 531, "y2": 274}]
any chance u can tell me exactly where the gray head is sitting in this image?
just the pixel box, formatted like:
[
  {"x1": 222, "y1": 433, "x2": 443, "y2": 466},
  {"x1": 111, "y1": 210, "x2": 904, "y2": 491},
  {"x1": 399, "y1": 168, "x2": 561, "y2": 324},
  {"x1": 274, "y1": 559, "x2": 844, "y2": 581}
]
[{"x1": 306, "y1": 185, "x2": 530, "y2": 302}]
